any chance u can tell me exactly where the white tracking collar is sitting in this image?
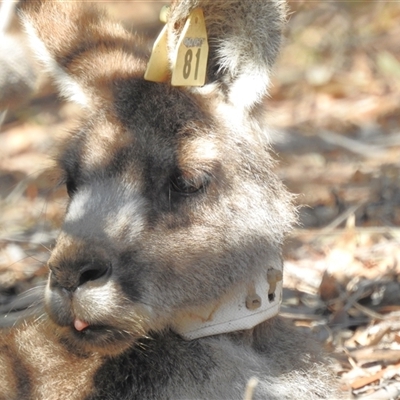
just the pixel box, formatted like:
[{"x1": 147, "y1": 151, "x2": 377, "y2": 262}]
[{"x1": 172, "y1": 268, "x2": 283, "y2": 340}]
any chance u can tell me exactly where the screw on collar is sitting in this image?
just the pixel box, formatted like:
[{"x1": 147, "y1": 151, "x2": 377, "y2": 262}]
[
  {"x1": 246, "y1": 294, "x2": 262, "y2": 310},
  {"x1": 267, "y1": 268, "x2": 283, "y2": 302},
  {"x1": 246, "y1": 283, "x2": 262, "y2": 310}
]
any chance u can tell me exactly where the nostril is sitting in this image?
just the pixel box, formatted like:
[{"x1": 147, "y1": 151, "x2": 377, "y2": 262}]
[
  {"x1": 49, "y1": 270, "x2": 59, "y2": 289},
  {"x1": 78, "y1": 263, "x2": 111, "y2": 287}
]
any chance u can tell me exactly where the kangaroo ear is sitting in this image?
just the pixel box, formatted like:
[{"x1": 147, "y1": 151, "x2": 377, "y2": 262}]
[
  {"x1": 167, "y1": 0, "x2": 286, "y2": 110},
  {"x1": 18, "y1": 0, "x2": 143, "y2": 109}
]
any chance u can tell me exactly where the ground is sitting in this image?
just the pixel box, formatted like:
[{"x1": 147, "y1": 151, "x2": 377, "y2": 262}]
[{"x1": 1, "y1": 1, "x2": 400, "y2": 398}]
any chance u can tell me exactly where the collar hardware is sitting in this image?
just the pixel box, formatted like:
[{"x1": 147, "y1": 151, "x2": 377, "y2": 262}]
[{"x1": 172, "y1": 267, "x2": 283, "y2": 340}]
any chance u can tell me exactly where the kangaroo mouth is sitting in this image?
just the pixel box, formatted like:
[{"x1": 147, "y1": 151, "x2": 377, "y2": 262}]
[
  {"x1": 68, "y1": 319, "x2": 136, "y2": 355},
  {"x1": 72, "y1": 322, "x2": 114, "y2": 336},
  {"x1": 72, "y1": 318, "x2": 121, "y2": 336},
  {"x1": 73, "y1": 323, "x2": 109, "y2": 334}
]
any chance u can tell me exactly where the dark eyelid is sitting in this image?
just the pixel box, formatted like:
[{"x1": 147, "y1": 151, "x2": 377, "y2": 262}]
[
  {"x1": 170, "y1": 171, "x2": 210, "y2": 196},
  {"x1": 65, "y1": 176, "x2": 78, "y2": 197}
]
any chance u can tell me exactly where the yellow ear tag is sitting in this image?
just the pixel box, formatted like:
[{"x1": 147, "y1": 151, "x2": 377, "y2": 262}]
[
  {"x1": 144, "y1": 6, "x2": 170, "y2": 83},
  {"x1": 171, "y1": 8, "x2": 209, "y2": 87}
]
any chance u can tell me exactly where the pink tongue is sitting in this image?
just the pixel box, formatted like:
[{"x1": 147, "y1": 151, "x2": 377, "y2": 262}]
[{"x1": 74, "y1": 319, "x2": 89, "y2": 331}]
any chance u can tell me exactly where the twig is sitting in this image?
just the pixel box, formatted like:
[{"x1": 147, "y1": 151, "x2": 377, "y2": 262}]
[
  {"x1": 290, "y1": 226, "x2": 400, "y2": 239},
  {"x1": 351, "y1": 363, "x2": 400, "y2": 390},
  {"x1": 243, "y1": 377, "x2": 259, "y2": 400},
  {"x1": 318, "y1": 130, "x2": 386, "y2": 158},
  {"x1": 353, "y1": 303, "x2": 385, "y2": 321},
  {"x1": 349, "y1": 348, "x2": 400, "y2": 364},
  {"x1": 357, "y1": 383, "x2": 400, "y2": 400},
  {"x1": 319, "y1": 204, "x2": 363, "y2": 234}
]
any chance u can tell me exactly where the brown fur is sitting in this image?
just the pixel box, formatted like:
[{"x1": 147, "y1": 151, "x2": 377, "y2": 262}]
[
  {"x1": 0, "y1": 1, "x2": 341, "y2": 399},
  {"x1": 0, "y1": 320, "x2": 102, "y2": 400}
]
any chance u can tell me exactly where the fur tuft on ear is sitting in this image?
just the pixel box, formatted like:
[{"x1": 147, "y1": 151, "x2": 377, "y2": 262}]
[
  {"x1": 167, "y1": 0, "x2": 287, "y2": 110},
  {"x1": 22, "y1": 17, "x2": 89, "y2": 107}
]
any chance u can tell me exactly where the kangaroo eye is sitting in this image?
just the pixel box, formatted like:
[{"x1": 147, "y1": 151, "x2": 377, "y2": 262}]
[
  {"x1": 66, "y1": 177, "x2": 78, "y2": 197},
  {"x1": 170, "y1": 173, "x2": 207, "y2": 196}
]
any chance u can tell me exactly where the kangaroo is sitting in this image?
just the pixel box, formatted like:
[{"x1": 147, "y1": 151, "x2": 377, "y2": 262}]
[{"x1": 0, "y1": 1, "x2": 340, "y2": 399}]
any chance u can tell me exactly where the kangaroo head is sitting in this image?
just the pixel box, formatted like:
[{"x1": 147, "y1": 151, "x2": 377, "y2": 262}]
[{"x1": 20, "y1": 0, "x2": 294, "y2": 355}]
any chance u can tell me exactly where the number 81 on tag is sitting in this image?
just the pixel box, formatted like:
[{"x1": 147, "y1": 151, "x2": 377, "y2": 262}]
[
  {"x1": 183, "y1": 48, "x2": 202, "y2": 80},
  {"x1": 171, "y1": 9, "x2": 209, "y2": 87}
]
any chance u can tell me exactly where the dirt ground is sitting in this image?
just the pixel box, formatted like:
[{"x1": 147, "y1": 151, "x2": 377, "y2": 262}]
[{"x1": 1, "y1": 1, "x2": 400, "y2": 398}]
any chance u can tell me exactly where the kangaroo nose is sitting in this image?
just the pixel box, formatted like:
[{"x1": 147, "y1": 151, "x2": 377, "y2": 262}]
[
  {"x1": 49, "y1": 260, "x2": 111, "y2": 292},
  {"x1": 78, "y1": 262, "x2": 111, "y2": 286}
]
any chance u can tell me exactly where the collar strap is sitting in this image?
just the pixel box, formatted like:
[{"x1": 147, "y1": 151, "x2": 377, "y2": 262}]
[{"x1": 172, "y1": 268, "x2": 283, "y2": 340}]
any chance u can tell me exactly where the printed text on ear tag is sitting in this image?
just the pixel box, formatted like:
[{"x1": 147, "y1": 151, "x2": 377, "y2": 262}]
[
  {"x1": 171, "y1": 8, "x2": 208, "y2": 87},
  {"x1": 144, "y1": 24, "x2": 170, "y2": 83}
]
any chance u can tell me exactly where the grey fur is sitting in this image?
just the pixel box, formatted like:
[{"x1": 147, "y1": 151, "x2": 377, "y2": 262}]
[{"x1": 0, "y1": 1, "x2": 341, "y2": 399}]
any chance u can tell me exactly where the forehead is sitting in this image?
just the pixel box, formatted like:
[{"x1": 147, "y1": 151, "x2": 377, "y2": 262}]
[
  {"x1": 59, "y1": 80, "x2": 218, "y2": 177},
  {"x1": 114, "y1": 79, "x2": 207, "y2": 138}
]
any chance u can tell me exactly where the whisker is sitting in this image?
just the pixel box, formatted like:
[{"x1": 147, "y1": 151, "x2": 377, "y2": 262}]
[{"x1": 39, "y1": 243, "x2": 52, "y2": 254}]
